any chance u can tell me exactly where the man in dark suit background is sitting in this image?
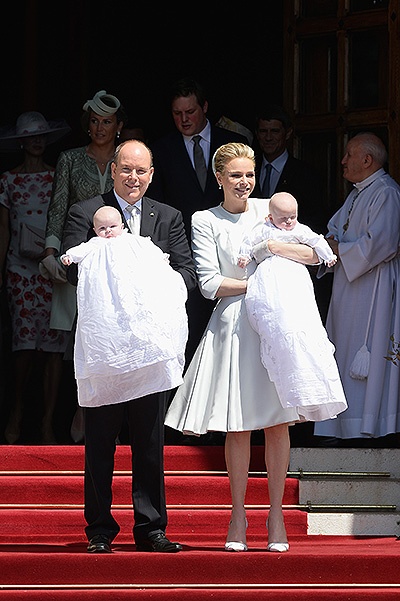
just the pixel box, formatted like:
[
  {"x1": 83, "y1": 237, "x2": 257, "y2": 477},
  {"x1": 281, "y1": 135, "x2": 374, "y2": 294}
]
[
  {"x1": 251, "y1": 105, "x2": 331, "y2": 448},
  {"x1": 62, "y1": 139, "x2": 196, "y2": 554},
  {"x1": 148, "y1": 78, "x2": 248, "y2": 366},
  {"x1": 251, "y1": 105, "x2": 332, "y2": 318},
  {"x1": 252, "y1": 105, "x2": 327, "y2": 233}
]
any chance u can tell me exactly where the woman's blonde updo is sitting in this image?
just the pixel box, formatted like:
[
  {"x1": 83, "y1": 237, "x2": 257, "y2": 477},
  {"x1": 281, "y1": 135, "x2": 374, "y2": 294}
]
[{"x1": 212, "y1": 142, "x2": 255, "y2": 175}]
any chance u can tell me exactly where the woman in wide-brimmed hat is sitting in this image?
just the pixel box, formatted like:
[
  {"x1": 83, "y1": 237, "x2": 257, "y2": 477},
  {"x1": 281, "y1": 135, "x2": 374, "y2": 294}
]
[
  {"x1": 0, "y1": 111, "x2": 70, "y2": 444},
  {"x1": 0, "y1": 111, "x2": 70, "y2": 151},
  {"x1": 39, "y1": 90, "x2": 128, "y2": 442}
]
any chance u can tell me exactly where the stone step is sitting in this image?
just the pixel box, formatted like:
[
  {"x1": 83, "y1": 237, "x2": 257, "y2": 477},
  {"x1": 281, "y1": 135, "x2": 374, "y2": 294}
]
[
  {"x1": 307, "y1": 511, "x2": 400, "y2": 536},
  {"x1": 299, "y1": 478, "x2": 400, "y2": 507},
  {"x1": 289, "y1": 448, "x2": 400, "y2": 536},
  {"x1": 290, "y1": 448, "x2": 400, "y2": 478}
]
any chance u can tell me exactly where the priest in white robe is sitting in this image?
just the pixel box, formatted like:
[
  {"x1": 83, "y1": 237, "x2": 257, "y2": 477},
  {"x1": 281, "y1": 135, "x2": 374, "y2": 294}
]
[{"x1": 314, "y1": 132, "x2": 400, "y2": 441}]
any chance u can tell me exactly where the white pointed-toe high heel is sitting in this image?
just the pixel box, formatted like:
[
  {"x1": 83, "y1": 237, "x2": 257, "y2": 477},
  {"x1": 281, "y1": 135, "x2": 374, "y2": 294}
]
[
  {"x1": 224, "y1": 518, "x2": 248, "y2": 552},
  {"x1": 266, "y1": 518, "x2": 289, "y2": 553},
  {"x1": 266, "y1": 542, "x2": 289, "y2": 553},
  {"x1": 225, "y1": 541, "x2": 248, "y2": 552}
]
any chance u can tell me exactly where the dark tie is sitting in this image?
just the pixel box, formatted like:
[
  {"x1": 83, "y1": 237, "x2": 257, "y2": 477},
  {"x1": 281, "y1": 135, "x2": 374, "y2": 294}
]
[
  {"x1": 192, "y1": 135, "x2": 207, "y2": 191},
  {"x1": 261, "y1": 163, "x2": 272, "y2": 197}
]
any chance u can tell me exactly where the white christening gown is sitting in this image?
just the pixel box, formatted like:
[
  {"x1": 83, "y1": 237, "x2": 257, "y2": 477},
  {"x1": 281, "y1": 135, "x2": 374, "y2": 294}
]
[
  {"x1": 244, "y1": 221, "x2": 347, "y2": 420},
  {"x1": 65, "y1": 230, "x2": 188, "y2": 407}
]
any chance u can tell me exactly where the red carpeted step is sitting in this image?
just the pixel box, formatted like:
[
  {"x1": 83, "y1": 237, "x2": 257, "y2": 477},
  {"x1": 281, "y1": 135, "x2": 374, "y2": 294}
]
[
  {"x1": 0, "y1": 508, "x2": 308, "y2": 544},
  {"x1": 0, "y1": 475, "x2": 299, "y2": 505},
  {"x1": 0, "y1": 589, "x2": 399, "y2": 600},
  {"x1": 0, "y1": 445, "x2": 267, "y2": 472},
  {"x1": 1, "y1": 445, "x2": 397, "y2": 600},
  {"x1": 0, "y1": 537, "x2": 398, "y2": 586}
]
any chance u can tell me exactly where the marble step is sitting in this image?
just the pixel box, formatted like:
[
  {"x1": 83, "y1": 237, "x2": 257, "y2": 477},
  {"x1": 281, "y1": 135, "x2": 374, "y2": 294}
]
[
  {"x1": 290, "y1": 448, "x2": 400, "y2": 478},
  {"x1": 289, "y1": 448, "x2": 400, "y2": 536}
]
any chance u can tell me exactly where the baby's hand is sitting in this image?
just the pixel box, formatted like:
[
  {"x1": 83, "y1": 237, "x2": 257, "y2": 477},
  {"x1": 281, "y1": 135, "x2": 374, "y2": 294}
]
[
  {"x1": 61, "y1": 254, "x2": 71, "y2": 266},
  {"x1": 325, "y1": 255, "x2": 337, "y2": 267},
  {"x1": 238, "y1": 256, "x2": 250, "y2": 269}
]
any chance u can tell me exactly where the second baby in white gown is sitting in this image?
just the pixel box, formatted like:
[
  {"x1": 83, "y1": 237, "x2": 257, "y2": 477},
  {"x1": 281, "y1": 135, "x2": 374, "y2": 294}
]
[{"x1": 240, "y1": 192, "x2": 347, "y2": 421}]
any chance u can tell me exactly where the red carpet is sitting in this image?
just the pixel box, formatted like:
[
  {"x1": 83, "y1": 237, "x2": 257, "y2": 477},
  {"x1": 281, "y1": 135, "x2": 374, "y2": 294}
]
[
  {"x1": 1, "y1": 591, "x2": 400, "y2": 601},
  {"x1": 0, "y1": 445, "x2": 399, "y2": 600}
]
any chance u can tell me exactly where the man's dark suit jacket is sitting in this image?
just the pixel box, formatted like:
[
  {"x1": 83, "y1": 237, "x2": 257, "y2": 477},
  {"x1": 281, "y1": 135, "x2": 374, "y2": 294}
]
[
  {"x1": 252, "y1": 154, "x2": 328, "y2": 234},
  {"x1": 148, "y1": 126, "x2": 248, "y2": 237},
  {"x1": 62, "y1": 189, "x2": 197, "y2": 293},
  {"x1": 61, "y1": 189, "x2": 197, "y2": 537}
]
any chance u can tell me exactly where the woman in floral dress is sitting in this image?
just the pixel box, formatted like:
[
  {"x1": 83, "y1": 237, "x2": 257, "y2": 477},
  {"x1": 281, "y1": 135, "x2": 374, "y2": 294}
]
[{"x1": 0, "y1": 111, "x2": 70, "y2": 443}]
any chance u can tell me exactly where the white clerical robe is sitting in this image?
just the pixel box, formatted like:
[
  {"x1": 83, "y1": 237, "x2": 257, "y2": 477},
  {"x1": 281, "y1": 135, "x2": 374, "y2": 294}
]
[{"x1": 314, "y1": 169, "x2": 400, "y2": 439}]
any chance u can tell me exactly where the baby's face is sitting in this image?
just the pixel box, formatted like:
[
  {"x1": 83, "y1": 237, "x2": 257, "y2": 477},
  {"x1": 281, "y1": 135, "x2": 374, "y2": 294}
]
[
  {"x1": 94, "y1": 218, "x2": 124, "y2": 238},
  {"x1": 269, "y1": 207, "x2": 298, "y2": 231}
]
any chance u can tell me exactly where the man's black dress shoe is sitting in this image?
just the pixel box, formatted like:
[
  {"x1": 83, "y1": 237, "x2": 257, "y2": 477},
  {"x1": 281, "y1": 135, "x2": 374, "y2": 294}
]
[
  {"x1": 87, "y1": 534, "x2": 112, "y2": 553},
  {"x1": 136, "y1": 533, "x2": 182, "y2": 553}
]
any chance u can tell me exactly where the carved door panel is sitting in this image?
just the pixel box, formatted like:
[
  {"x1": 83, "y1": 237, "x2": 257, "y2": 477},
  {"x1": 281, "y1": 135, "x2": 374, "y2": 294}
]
[{"x1": 283, "y1": 0, "x2": 399, "y2": 216}]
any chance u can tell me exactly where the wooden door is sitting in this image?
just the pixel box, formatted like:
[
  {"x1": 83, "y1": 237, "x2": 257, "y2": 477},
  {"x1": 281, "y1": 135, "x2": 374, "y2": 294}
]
[{"x1": 283, "y1": 0, "x2": 400, "y2": 217}]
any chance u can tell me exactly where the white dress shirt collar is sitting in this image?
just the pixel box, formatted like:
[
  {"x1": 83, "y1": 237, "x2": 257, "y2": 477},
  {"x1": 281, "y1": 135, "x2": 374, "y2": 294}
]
[
  {"x1": 354, "y1": 167, "x2": 385, "y2": 191},
  {"x1": 182, "y1": 119, "x2": 211, "y2": 145},
  {"x1": 183, "y1": 120, "x2": 211, "y2": 166},
  {"x1": 262, "y1": 149, "x2": 289, "y2": 173},
  {"x1": 114, "y1": 192, "x2": 142, "y2": 216}
]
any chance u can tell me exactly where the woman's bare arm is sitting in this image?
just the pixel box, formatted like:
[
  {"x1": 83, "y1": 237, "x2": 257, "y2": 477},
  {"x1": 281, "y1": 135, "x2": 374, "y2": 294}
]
[
  {"x1": 268, "y1": 239, "x2": 319, "y2": 265},
  {"x1": 215, "y1": 240, "x2": 318, "y2": 298},
  {"x1": 216, "y1": 277, "x2": 247, "y2": 298}
]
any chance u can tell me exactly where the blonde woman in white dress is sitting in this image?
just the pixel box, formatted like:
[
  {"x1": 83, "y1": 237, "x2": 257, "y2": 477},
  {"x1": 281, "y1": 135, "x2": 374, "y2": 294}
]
[{"x1": 165, "y1": 143, "x2": 321, "y2": 553}]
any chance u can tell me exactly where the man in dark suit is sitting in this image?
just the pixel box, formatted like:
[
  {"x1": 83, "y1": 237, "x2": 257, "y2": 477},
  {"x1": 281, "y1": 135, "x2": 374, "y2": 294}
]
[
  {"x1": 251, "y1": 105, "x2": 331, "y2": 448},
  {"x1": 252, "y1": 105, "x2": 327, "y2": 233},
  {"x1": 62, "y1": 140, "x2": 196, "y2": 554},
  {"x1": 251, "y1": 105, "x2": 332, "y2": 317},
  {"x1": 148, "y1": 77, "x2": 248, "y2": 366}
]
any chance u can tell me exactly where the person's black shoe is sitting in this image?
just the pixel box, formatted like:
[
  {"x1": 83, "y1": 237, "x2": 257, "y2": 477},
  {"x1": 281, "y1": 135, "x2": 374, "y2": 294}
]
[
  {"x1": 136, "y1": 533, "x2": 182, "y2": 553},
  {"x1": 87, "y1": 534, "x2": 112, "y2": 553}
]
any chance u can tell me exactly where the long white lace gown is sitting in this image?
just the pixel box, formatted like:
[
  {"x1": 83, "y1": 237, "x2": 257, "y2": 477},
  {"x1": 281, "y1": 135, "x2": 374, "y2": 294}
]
[
  {"x1": 165, "y1": 199, "x2": 303, "y2": 436},
  {"x1": 246, "y1": 252, "x2": 347, "y2": 421},
  {"x1": 66, "y1": 231, "x2": 188, "y2": 407},
  {"x1": 242, "y1": 220, "x2": 347, "y2": 421}
]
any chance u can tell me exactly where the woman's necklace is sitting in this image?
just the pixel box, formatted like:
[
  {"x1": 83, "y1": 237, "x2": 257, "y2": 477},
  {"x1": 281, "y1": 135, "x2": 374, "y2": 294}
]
[
  {"x1": 343, "y1": 180, "x2": 375, "y2": 233},
  {"x1": 86, "y1": 146, "x2": 113, "y2": 166}
]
